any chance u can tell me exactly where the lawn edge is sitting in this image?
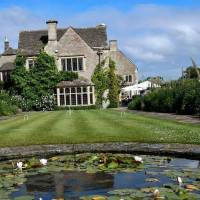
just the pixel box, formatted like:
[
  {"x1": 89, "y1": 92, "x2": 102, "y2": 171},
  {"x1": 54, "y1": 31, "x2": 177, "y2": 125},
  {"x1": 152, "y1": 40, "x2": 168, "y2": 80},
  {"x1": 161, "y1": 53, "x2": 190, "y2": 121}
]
[{"x1": 0, "y1": 142, "x2": 200, "y2": 161}]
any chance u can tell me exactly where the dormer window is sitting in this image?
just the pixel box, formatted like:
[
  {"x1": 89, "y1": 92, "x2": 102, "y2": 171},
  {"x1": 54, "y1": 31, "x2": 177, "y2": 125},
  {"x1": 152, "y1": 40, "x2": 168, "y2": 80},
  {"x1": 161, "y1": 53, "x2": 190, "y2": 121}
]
[{"x1": 61, "y1": 57, "x2": 84, "y2": 72}]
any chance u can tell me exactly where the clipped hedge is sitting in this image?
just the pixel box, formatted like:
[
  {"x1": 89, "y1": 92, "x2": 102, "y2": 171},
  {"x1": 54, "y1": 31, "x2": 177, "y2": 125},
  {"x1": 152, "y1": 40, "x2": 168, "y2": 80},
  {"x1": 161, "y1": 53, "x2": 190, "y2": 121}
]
[
  {"x1": 54, "y1": 105, "x2": 100, "y2": 110},
  {"x1": 128, "y1": 79, "x2": 200, "y2": 115}
]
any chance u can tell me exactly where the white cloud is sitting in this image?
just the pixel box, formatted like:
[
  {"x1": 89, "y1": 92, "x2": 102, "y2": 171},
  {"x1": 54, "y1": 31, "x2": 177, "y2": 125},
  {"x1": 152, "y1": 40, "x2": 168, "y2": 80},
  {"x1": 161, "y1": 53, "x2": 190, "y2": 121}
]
[{"x1": 1, "y1": 4, "x2": 200, "y2": 79}]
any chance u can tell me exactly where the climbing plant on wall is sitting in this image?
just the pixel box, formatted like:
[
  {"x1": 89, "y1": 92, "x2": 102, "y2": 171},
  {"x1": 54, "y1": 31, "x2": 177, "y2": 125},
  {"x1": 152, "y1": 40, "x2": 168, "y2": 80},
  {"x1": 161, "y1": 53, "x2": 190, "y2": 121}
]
[
  {"x1": 92, "y1": 58, "x2": 119, "y2": 108},
  {"x1": 107, "y1": 58, "x2": 119, "y2": 108},
  {"x1": 91, "y1": 60, "x2": 109, "y2": 105}
]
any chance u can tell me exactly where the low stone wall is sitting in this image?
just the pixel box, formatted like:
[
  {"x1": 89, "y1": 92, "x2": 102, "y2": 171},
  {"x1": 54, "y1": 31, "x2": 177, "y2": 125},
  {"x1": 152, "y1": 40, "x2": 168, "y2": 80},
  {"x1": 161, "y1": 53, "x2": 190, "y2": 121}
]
[{"x1": 0, "y1": 142, "x2": 200, "y2": 161}]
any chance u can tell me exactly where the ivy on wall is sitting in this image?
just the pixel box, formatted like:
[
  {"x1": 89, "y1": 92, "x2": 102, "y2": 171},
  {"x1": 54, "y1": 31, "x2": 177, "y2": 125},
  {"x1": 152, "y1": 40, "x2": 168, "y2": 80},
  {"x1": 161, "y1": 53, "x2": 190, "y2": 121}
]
[
  {"x1": 92, "y1": 58, "x2": 119, "y2": 108},
  {"x1": 91, "y1": 60, "x2": 109, "y2": 105},
  {"x1": 107, "y1": 58, "x2": 119, "y2": 108}
]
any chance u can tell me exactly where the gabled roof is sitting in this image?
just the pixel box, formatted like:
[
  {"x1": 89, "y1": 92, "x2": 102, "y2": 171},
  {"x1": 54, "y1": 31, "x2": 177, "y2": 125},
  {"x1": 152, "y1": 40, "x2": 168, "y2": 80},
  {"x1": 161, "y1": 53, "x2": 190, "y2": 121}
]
[
  {"x1": 18, "y1": 25, "x2": 108, "y2": 56},
  {"x1": 2, "y1": 47, "x2": 18, "y2": 56},
  {"x1": 0, "y1": 62, "x2": 15, "y2": 72}
]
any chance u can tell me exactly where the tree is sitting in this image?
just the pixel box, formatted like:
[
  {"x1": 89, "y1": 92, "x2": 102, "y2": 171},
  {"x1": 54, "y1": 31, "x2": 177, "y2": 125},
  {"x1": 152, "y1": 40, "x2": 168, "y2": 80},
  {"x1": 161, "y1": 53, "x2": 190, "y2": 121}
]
[
  {"x1": 107, "y1": 58, "x2": 119, "y2": 108},
  {"x1": 184, "y1": 66, "x2": 200, "y2": 79}
]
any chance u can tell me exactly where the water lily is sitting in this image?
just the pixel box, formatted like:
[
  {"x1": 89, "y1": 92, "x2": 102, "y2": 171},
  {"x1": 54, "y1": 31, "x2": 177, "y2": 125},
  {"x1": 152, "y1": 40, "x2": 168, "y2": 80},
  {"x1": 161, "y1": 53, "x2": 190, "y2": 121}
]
[
  {"x1": 154, "y1": 189, "x2": 159, "y2": 199},
  {"x1": 134, "y1": 156, "x2": 143, "y2": 163},
  {"x1": 16, "y1": 162, "x2": 27, "y2": 170},
  {"x1": 40, "y1": 159, "x2": 47, "y2": 166},
  {"x1": 17, "y1": 162, "x2": 23, "y2": 169},
  {"x1": 177, "y1": 176, "x2": 182, "y2": 186}
]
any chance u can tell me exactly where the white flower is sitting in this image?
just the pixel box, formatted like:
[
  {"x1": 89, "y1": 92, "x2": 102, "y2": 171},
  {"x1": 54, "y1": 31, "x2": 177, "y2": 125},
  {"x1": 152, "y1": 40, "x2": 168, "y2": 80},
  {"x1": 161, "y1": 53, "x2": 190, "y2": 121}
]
[
  {"x1": 177, "y1": 176, "x2": 182, "y2": 185},
  {"x1": 17, "y1": 162, "x2": 23, "y2": 169},
  {"x1": 154, "y1": 189, "x2": 159, "y2": 199},
  {"x1": 40, "y1": 159, "x2": 47, "y2": 166},
  {"x1": 134, "y1": 156, "x2": 143, "y2": 163}
]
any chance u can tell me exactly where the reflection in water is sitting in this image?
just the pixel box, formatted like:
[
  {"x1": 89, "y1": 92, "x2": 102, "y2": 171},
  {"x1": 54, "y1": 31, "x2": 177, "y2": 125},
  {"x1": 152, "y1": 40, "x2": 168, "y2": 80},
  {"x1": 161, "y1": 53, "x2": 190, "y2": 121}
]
[
  {"x1": 170, "y1": 158, "x2": 200, "y2": 169},
  {"x1": 25, "y1": 171, "x2": 114, "y2": 199},
  {"x1": 8, "y1": 157, "x2": 200, "y2": 200}
]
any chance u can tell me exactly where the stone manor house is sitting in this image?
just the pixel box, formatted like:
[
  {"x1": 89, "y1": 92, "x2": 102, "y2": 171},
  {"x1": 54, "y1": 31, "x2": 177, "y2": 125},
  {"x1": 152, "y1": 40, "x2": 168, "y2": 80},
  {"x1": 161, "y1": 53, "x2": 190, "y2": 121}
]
[{"x1": 0, "y1": 20, "x2": 138, "y2": 107}]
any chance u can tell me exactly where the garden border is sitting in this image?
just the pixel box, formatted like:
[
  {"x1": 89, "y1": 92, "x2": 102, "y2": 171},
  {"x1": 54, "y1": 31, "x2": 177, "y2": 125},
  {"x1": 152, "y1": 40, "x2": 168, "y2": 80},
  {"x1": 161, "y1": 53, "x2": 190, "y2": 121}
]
[{"x1": 0, "y1": 142, "x2": 200, "y2": 161}]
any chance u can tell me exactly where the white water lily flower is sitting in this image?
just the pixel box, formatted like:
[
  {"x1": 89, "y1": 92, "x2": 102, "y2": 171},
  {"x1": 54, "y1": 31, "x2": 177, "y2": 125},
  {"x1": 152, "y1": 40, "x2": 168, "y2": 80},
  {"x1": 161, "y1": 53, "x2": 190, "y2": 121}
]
[
  {"x1": 177, "y1": 176, "x2": 182, "y2": 185},
  {"x1": 40, "y1": 159, "x2": 47, "y2": 166},
  {"x1": 134, "y1": 156, "x2": 143, "y2": 163},
  {"x1": 154, "y1": 189, "x2": 159, "y2": 199},
  {"x1": 17, "y1": 162, "x2": 23, "y2": 169}
]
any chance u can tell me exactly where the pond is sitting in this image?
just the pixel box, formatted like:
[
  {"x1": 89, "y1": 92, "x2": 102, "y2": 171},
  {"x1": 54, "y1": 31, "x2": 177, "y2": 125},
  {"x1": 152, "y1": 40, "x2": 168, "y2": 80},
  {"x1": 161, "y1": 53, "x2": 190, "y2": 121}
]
[{"x1": 0, "y1": 153, "x2": 200, "y2": 200}]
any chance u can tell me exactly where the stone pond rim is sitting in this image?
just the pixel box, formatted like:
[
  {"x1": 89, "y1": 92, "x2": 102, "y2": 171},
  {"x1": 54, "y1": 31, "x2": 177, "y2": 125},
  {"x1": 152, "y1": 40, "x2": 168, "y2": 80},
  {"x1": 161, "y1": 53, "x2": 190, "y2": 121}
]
[{"x1": 0, "y1": 142, "x2": 200, "y2": 161}]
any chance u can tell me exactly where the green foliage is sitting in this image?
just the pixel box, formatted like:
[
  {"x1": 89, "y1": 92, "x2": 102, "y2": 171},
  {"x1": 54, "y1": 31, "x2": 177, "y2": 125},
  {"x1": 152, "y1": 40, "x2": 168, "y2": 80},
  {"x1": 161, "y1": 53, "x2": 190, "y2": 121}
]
[
  {"x1": 59, "y1": 71, "x2": 78, "y2": 81},
  {"x1": 0, "y1": 81, "x2": 4, "y2": 90},
  {"x1": 129, "y1": 79, "x2": 200, "y2": 115},
  {"x1": 30, "y1": 49, "x2": 60, "y2": 100},
  {"x1": 107, "y1": 58, "x2": 119, "y2": 108},
  {"x1": 10, "y1": 51, "x2": 28, "y2": 94},
  {"x1": 91, "y1": 60, "x2": 109, "y2": 105},
  {"x1": 10, "y1": 49, "x2": 76, "y2": 111},
  {"x1": 128, "y1": 95, "x2": 141, "y2": 110},
  {"x1": 0, "y1": 92, "x2": 19, "y2": 116},
  {"x1": 54, "y1": 105, "x2": 99, "y2": 110}
]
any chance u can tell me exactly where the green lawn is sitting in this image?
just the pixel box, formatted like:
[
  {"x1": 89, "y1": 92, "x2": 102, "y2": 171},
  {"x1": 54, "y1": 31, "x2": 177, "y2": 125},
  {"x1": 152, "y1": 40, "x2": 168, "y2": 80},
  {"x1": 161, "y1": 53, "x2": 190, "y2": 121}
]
[{"x1": 0, "y1": 109, "x2": 200, "y2": 147}]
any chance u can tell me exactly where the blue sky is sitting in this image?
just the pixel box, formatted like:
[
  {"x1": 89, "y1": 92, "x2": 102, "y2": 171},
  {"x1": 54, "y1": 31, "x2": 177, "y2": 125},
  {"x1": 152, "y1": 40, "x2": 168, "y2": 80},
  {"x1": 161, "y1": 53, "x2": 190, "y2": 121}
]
[{"x1": 1, "y1": 0, "x2": 200, "y2": 80}]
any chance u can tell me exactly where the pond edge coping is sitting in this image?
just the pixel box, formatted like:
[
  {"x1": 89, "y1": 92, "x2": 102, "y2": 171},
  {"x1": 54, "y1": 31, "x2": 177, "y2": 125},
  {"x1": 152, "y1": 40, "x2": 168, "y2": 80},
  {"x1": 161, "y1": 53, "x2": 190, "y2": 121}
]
[{"x1": 0, "y1": 142, "x2": 200, "y2": 161}]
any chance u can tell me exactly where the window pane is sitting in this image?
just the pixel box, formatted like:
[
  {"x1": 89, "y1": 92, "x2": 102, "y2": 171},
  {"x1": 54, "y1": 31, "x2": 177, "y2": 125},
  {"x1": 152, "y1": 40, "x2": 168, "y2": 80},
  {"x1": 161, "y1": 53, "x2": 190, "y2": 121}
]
[
  {"x1": 67, "y1": 59, "x2": 72, "y2": 71},
  {"x1": 83, "y1": 87, "x2": 87, "y2": 93},
  {"x1": 78, "y1": 58, "x2": 83, "y2": 71},
  {"x1": 71, "y1": 88, "x2": 76, "y2": 93},
  {"x1": 129, "y1": 75, "x2": 132, "y2": 82},
  {"x1": 126, "y1": 75, "x2": 128, "y2": 82},
  {"x1": 83, "y1": 94, "x2": 88, "y2": 105},
  {"x1": 66, "y1": 94, "x2": 70, "y2": 105},
  {"x1": 61, "y1": 59, "x2": 66, "y2": 71},
  {"x1": 2, "y1": 72, "x2": 7, "y2": 82},
  {"x1": 28, "y1": 60, "x2": 34, "y2": 70},
  {"x1": 71, "y1": 94, "x2": 76, "y2": 105},
  {"x1": 77, "y1": 87, "x2": 81, "y2": 93},
  {"x1": 60, "y1": 95, "x2": 65, "y2": 106},
  {"x1": 90, "y1": 87, "x2": 93, "y2": 92},
  {"x1": 65, "y1": 88, "x2": 70, "y2": 93},
  {"x1": 60, "y1": 88, "x2": 64, "y2": 93},
  {"x1": 77, "y1": 94, "x2": 82, "y2": 105},
  {"x1": 90, "y1": 94, "x2": 93, "y2": 104},
  {"x1": 72, "y1": 58, "x2": 77, "y2": 71}
]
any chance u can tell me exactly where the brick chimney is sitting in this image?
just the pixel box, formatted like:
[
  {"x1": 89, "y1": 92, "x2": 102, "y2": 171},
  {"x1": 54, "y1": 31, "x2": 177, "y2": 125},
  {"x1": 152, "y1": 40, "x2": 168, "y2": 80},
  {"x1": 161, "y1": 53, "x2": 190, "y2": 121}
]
[
  {"x1": 109, "y1": 40, "x2": 117, "y2": 51},
  {"x1": 4, "y1": 36, "x2": 9, "y2": 51},
  {"x1": 46, "y1": 20, "x2": 58, "y2": 42}
]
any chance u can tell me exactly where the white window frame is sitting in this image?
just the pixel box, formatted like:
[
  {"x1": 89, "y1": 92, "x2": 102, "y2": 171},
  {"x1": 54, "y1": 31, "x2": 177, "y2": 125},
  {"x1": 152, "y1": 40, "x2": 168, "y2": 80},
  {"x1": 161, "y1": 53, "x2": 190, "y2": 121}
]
[
  {"x1": 57, "y1": 86, "x2": 95, "y2": 106},
  {"x1": 26, "y1": 58, "x2": 35, "y2": 70},
  {"x1": 60, "y1": 56, "x2": 85, "y2": 72}
]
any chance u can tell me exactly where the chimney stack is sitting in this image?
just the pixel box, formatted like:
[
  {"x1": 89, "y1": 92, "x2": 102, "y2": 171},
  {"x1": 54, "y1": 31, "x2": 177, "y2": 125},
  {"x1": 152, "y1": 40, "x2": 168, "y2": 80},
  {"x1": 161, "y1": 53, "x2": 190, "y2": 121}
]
[
  {"x1": 109, "y1": 40, "x2": 117, "y2": 51},
  {"x1": 4, "y1": 36, "x2": 9, "y2": 51},
  {"x1": 46, "y1": 20, "x2": 58, "y2": 42}
]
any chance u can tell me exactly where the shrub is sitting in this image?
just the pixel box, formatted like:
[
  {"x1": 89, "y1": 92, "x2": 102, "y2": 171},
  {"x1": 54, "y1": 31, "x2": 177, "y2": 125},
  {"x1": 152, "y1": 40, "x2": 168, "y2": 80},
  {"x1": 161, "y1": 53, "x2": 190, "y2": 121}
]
[
  {"x1": 128, "y1": 79, "x2": 200, "y2": 115},
  {"x1": 54, "y1": 105, "x2": 99, "y2": 110},
  {"x1": 35, "y1": 94, "x2": 55, "y2": 111},
  {"x1": 128, "y1": 96, "x2": 141, "y2": 110},
  {"x1": 0, "y1": 92, "x2": 19, "y2": 116}
]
